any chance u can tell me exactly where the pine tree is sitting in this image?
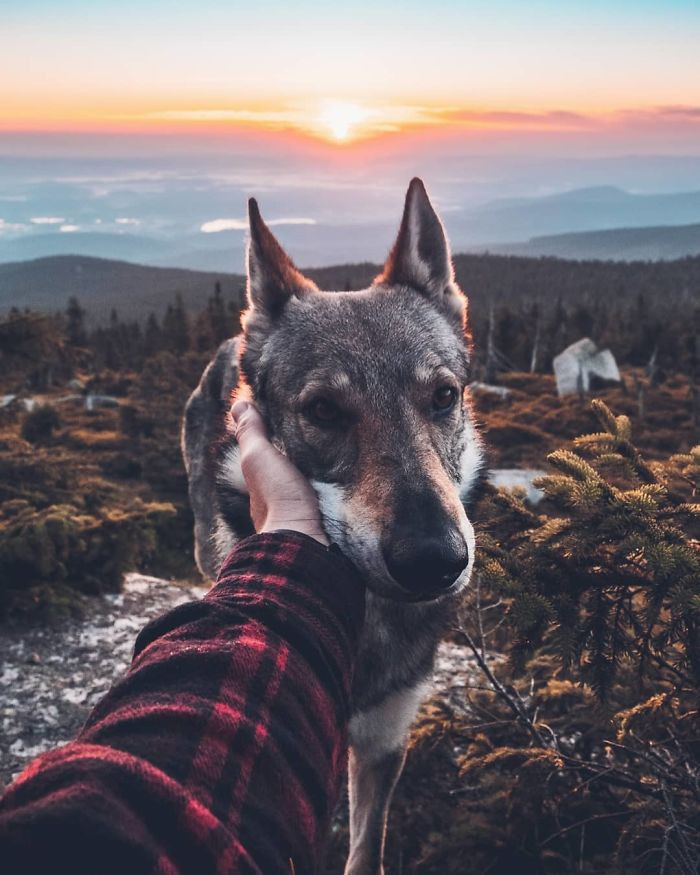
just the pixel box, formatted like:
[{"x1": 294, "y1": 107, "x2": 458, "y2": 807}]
[
  {"x1": 480, "y1": 400, "x2": 700, "y2": 691},
  {"x1": 144, "y1": 312, "x2": 162, "y2": 357},
  {"x1": 161, "y1": 294, "x2": 190, "y2": 354},
  {"x1": 65, "y1": 296, "x2": 87, "y2": 347},
  {"x1": 207, "y1": 282, "x2": 229, "y2": 345},
  {"x1": 0, "y1": 310, "x2": 67, "y2": 389}
]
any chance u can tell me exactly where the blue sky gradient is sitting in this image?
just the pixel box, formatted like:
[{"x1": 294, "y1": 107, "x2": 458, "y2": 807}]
[{"x1": 3, "y1": 0, "x2": 699, "y2": 113}]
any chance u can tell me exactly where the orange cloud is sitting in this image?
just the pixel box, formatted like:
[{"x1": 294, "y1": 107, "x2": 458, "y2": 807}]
[{"x1": 2, "y1": 97, "x2": 700, "y2": 146}]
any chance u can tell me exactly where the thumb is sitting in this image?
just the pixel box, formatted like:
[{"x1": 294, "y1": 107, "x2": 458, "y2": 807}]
[{"x1": 231, "y1": 400, "x2": 267, "y2": 450}]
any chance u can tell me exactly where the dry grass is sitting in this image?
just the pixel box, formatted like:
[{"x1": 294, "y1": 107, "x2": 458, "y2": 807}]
[{"x1": 474, "y1": 368, "x2": 697, "y2": 469}]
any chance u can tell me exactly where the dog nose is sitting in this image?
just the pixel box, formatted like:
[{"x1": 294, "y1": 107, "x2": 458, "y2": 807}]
[{"x1": 382, "y1": 536, "x2": 469, "y2": 597}]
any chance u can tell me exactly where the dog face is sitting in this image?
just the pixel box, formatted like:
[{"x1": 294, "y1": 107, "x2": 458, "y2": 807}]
[{"x1": 235, "y1": 178, "x2": 484, "y2": 601}]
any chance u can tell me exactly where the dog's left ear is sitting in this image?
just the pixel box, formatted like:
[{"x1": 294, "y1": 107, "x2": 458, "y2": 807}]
[
  {"x1": 377, "y1": 178, "x2": 465, "y2": 325},
  {"x1": 247, "y1": 198, "x2": 318, "y2": 317}
]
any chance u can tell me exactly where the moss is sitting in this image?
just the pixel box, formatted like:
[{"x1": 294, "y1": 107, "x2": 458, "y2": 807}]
[
  {"x1": 2, "y1": 582, "x2": 89, "y2": 621},
  {"x1": 0, "y1": 499, "x2": 177, "y2": 616}
]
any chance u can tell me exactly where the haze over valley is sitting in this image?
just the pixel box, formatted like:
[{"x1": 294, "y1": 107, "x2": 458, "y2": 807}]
[{"x1": 2, "y1": 145, "x2": 700, "y2": 276}]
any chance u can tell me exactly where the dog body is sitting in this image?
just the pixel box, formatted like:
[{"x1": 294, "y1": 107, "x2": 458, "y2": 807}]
[{"x1": 182, "y1": 179, "x2": 485, "y2": 873}]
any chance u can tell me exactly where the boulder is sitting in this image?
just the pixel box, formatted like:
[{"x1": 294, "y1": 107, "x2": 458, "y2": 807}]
[
  {"x1": 553, "y1": 338, "x2": 620, "y2": 397},
  {"x1": 85, "y1": 394, "x2": 120, "y2": 411}
]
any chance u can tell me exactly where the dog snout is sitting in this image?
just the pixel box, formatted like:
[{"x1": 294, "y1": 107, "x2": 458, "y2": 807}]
[{"x1": 382, "y1": 532, "x2": 469, "y2": 597}]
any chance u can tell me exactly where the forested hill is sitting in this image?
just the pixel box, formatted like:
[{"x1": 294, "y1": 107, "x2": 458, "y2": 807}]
[
  {"x1": 308, "y1": 252, "x2": 700, "y2": 313},
  {"x1": 0, "y1": 256, "x2": 246, "y2": 323},
  {"x1": 450, "y1": 252, "x2": 700, "y2": 308},
  {"x1": 1, "y1": 252, "x2": 700, "y2": 323}
]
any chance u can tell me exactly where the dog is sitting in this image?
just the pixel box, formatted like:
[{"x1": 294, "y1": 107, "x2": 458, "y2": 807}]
[{"x1": 182, "y1": 178, "x2": 485, "y2": 874}]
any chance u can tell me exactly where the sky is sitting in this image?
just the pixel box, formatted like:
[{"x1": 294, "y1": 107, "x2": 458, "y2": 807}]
[
  {"x1": 2, "y1": 0, "x2": 700, "y2": 147},
  {"x1": 1, "y1": 1, "x2": 700, "y2": 270}
]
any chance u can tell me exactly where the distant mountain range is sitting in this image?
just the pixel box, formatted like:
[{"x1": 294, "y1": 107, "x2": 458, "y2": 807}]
[
  {"x1": 488, "y1": 222, "x2": 700, "y2": 261},
  {"x1": 0, "y1": 232, "x2": 177, "y2": 267},
  {"x1": 2, "y1": 186, "x2": 700, "y2": 270},
  {"x1": 465, "y1": 185, "x2": 700, "y2": 237},
  {"x1": 0, "y1": 226, "x2": 377, "y2": 274}
]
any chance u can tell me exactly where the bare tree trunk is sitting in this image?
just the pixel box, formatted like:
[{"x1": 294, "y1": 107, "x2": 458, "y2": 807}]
[
  {"x1": 485, "y1": 304, "x2": 496, "y2": 384},
  {"x1": 530, "y1": 319, "x2": 540, "y2": 374},
  {"x1": 633, "y1": 374, "x2": 645, "y2": 421},
  {"x1": 647, "y1": 346, "x2": 659, "y2": 387}
]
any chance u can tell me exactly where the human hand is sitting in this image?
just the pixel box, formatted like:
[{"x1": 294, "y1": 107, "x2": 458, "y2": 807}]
[{"x1": 232, "y1": 401, "x2": 330, "y2": 546}]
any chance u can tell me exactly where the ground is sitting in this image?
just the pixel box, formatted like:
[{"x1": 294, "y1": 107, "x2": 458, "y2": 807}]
[
  {"x1": 0, "y1": 573, "x2": 207, "y2": 789},
  {"x1": 0, "y1": 572, "x2": 476, "y2": 796}
]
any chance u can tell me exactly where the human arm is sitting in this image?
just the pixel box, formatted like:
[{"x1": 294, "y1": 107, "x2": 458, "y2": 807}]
[
  {"x1": 0, "y1": 402, "x2": 364, "y2": 874},
  {"x1": 0, "y1": 532, "x2": 363, "y2": 874}
]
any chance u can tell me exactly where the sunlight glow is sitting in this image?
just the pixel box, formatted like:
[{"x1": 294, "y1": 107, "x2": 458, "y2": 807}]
[
  {"x1": 317, "y1": 101, "x2": 370, "y2": 142},
  {"x1": 139, "y1": 101, "x2": 425, "y2": 142}
]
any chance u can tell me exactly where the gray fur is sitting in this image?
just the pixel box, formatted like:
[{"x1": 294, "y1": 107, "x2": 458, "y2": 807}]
[
  {"x1": 181, "y1": 336, "x2": 249, "y2": 578},
  {"x1": 181, "y1": 178, "x2": 485, "y2": 874}
]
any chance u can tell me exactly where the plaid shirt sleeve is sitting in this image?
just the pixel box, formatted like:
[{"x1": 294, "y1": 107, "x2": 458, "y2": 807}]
[{"x1": 0, "y1": 531, "x2": 365, "y2": 875}]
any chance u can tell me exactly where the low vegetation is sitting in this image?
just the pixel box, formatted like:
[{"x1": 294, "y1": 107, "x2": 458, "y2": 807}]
[{"x1": 1, "y1": 261, "x2": 699, "y2": 870}]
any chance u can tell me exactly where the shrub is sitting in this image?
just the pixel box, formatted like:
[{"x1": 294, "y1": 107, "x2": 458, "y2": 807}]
[
  {"x1": 21, "y1": 405, "x2": 61, "y2": 444},
  {"x1": 118, "y1": 402, "x2": 155, "y2": 438},
  {"x1": 450, "y1": 402, "x2": 700, "y2": 873},
  {"x1": 0, "y1": 499, "x2": 177, "y2": 617}
]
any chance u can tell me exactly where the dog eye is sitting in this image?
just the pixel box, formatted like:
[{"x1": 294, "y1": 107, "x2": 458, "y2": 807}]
[
  {"x1": 432, "y1": 385, "x2": 458, "y2": 413},
  {"x1": 307, "y1": 397, "x2": 341, "y2": 425}
]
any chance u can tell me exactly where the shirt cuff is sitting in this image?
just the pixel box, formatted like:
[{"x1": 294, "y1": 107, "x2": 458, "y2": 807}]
[{"x1": 209, "y1": 530, "x2": 366, "y2": 646}]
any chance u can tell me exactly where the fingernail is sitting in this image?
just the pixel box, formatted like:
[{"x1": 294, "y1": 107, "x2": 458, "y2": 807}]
[{"x1": 231, "y1": 400, "x2": 249, "y2": 423}]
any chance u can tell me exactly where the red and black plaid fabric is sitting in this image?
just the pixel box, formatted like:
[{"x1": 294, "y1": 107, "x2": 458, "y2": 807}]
[{"x1": 0, "y1": 531, "x2": 365, "y2": 874}]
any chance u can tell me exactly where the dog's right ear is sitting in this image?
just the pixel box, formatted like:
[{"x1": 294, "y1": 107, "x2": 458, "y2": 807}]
[{"x1": 246, "y1": 198, "x2": 317, "y2": 317}]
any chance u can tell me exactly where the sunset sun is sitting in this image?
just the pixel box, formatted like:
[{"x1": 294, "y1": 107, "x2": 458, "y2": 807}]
[{"x1": 317, "y1": 101, "x2": 369, "y2": 142}]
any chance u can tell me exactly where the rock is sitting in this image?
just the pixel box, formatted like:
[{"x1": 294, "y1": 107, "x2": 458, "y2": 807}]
[
  {"x1": 62, "y1": 688, "x2": 88, "y2": 706},
  {"x1": 0, "y1": 667, "x2": 20, "y2": 685},
  {"x1": 53, "y1": 394, "x2": 84, "y2": 405},
  {"x1": 470, "y1": 382, "x2": 511, "y2": 400},
  {"x1": 85, "y1": 394, "x2": 120, "y2": 411},
  {"x1": 553, "y1": 337, "x2": 621, "y2": 397}
]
